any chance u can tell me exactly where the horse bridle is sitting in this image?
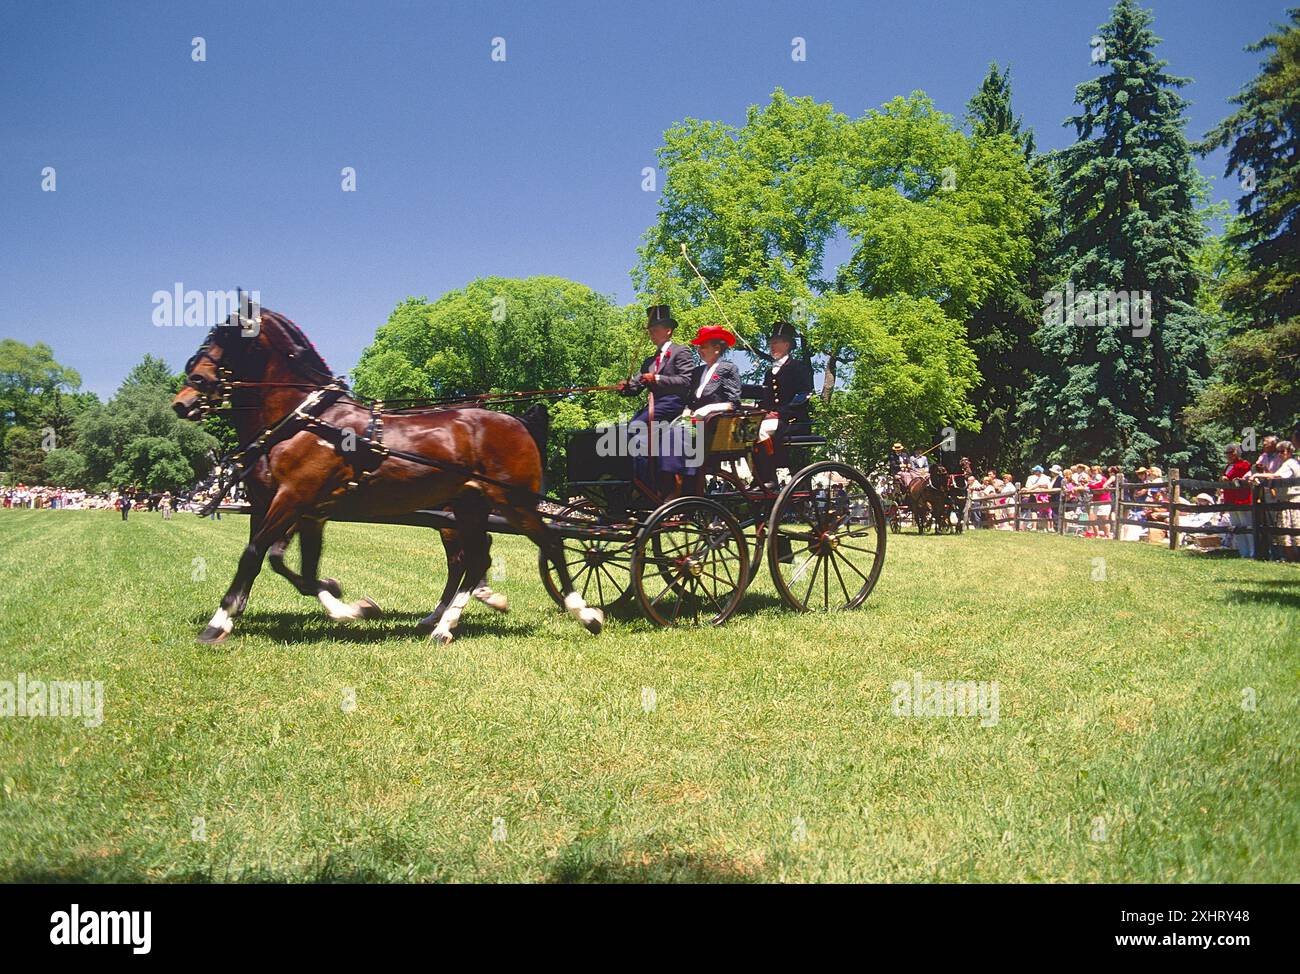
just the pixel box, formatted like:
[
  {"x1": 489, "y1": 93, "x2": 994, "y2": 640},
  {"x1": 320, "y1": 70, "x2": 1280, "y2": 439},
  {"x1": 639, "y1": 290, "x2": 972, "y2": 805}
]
[
  {"x1": 182, "y1": 324, "x2": 249, "y2": 416},
  {"x1": 182, "y1": 317, "x2": 340, "y2": 416}
]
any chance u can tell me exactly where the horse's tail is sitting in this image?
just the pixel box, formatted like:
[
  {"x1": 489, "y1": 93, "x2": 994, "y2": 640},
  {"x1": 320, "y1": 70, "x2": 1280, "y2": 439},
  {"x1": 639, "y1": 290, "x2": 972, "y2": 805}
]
[{"x1": 520, "y1": 404, "x2": 550, "y2": 463}]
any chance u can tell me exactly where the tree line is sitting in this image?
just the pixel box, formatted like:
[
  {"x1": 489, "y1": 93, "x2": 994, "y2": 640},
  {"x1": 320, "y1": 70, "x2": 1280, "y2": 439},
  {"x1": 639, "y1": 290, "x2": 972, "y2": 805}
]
[{"x1": 4, "y1": 0, "x2": 1295, "y2": 490}]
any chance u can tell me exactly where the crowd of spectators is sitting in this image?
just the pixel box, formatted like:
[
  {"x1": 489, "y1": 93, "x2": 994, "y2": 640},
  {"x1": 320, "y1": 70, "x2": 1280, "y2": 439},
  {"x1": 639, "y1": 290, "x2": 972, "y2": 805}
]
[
  {"x1": 1, "y1": 483, "x2": 220, "y2": 517},
  {"x1": 962, "y1": 435, "x2": 1300, "y2": 561}
]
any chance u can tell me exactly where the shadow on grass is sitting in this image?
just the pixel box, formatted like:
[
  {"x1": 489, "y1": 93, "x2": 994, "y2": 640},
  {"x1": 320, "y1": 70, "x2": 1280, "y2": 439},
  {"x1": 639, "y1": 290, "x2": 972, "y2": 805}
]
[
  {"x1": 184, "y1": 609, "x2": 547, "y2": 645},
  {"x1": 1219, "y1": 576, "x2": 1300, "y2": 611},
  {"x1": 545, "y1": 837, "x2": 767, "y2": 883}
]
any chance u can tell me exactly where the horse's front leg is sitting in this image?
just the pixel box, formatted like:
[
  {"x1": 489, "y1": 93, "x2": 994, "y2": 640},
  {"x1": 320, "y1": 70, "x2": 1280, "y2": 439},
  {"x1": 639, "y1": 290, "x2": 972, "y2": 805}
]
[
  {"x1": 198, "y1": 513, "x2": 288, "y2": 644},
  {"x1": 268, "y1": 517, "x2": 343, "y2": 599}
]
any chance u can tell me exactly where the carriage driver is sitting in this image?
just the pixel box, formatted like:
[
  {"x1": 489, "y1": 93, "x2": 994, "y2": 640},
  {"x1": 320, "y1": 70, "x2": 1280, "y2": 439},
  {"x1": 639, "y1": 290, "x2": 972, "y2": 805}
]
[
  {"x1": 742, "y1": 320, "x2": 814, "y2": 490},
  {"x1": 617, "y1": 304, "x2": 694, "y2": 495},
  {"x1": 888, "y1": 442, "x2": 928, "y2": 475}
]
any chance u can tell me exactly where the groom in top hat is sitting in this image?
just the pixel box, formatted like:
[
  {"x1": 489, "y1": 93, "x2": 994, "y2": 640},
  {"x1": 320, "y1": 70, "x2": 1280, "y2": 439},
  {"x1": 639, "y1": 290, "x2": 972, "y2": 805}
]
[
  {"x1": 742, "y1": 320, "x2": 814, "y2": 489},
  {"x1": 618, "y1": 305, "x2": 694, "y2": 496}
]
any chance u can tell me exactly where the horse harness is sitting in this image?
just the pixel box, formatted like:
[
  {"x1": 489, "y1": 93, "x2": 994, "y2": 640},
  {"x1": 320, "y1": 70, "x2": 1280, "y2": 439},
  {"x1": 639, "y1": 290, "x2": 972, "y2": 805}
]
[{"x1": 187, "y1": 326, "x2": 539, "y2": 518}]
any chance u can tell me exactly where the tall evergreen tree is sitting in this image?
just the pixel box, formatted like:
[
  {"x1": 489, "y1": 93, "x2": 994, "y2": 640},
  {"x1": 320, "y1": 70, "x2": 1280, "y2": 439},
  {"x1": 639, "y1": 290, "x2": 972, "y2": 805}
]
[
  {"x1": 1190, "y1": 9, "x2": 1300, "y2": 441},
  {"x1": 1023, "y1": 0, "x2": 1213, "y2": 468},
  {"x1": 962, "y1": 63, "x2": 1049, "y2": 469},
  {"x1": 966, "y1": 62, "x2": 1036, "y2": 157}
]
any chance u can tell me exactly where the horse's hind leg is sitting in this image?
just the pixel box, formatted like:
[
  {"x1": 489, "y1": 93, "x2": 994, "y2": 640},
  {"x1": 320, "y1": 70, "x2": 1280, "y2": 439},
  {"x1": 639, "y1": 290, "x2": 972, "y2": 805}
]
[
  {"x1": 268, "y1": 519, "x2": 346, "y2": 599},
  {"x1": 418, "y1": 527, "x2": 465, "y2": 636},
  {"x1": 470, "y1": 534, "x2": 508, "y2": 613},
  {"x1": 426, "y1": 505, "x2": 493, "y2": 646},
  {"x1": 492, "y1": 501, "x2": 602, "y2": 635}
]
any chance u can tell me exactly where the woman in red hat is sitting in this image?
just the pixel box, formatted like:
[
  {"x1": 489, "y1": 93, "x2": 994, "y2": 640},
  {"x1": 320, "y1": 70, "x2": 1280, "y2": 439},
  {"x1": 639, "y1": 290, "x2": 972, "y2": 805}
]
[
  {"x1": 684, "y1": 325, "x2": 742, "y2": 419},
  {"x1": 656, "y1": 325, "x2": 741, "y2": 497}
]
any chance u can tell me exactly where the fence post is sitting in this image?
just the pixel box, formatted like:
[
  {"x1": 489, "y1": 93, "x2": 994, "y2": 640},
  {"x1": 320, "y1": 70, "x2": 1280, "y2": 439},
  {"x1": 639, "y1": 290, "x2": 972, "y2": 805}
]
[
  {"x1": 1057, "y1": 485, "x2": 1066, "y2": 534},
  {"x1": 1252, "y1": 479, "x2": 1265, "y2": 561},
  {"x1": 1013, "y1": 488, "x2": 1020, "y2": 531},
  {"x1": 1168, "y1": 468, "x2": 1180, "y2": 551},
  {"x1": 1113, "y1": 474, "x2": 1124, "y2": 540}
]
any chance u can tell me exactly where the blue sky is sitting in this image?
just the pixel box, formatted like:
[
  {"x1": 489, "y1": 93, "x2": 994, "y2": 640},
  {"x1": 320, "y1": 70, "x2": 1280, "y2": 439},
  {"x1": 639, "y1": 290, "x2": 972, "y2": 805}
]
[{"x1": 0, "y1": 0, "x2": 1287, "y2": 398}]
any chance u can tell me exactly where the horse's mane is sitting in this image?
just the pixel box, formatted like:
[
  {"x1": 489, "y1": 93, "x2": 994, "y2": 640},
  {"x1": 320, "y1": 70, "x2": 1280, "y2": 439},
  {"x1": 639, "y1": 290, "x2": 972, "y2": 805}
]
[{"x1": 259, "y1": 309, "x2": 338, "y2": 381}]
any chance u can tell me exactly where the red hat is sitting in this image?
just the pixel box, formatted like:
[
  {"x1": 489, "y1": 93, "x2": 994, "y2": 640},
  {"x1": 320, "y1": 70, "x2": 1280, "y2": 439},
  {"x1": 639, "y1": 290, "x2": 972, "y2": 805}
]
[{"x1": 690, "y1": 325, "x2": 736, "y2": 348}]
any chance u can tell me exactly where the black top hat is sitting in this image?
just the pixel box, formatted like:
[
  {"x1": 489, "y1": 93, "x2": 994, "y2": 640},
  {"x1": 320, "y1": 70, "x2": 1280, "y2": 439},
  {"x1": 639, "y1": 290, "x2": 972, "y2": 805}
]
[
  {"x1": 769, "y1": 320, "x2": 799, "y2": 343},
  {"x1": 646, "y1": 305, "x2": 677, "y2": 329}
]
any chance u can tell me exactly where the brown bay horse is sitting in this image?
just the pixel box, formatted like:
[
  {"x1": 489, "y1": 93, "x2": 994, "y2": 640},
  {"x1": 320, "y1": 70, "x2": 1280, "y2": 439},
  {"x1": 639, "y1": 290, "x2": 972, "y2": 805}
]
[
  {"x1": 172, "y1": 309, "x2": 603, "y2": 645},
  {"x1": 896, "y1": 465, "x2": 949, "y2": 533}
]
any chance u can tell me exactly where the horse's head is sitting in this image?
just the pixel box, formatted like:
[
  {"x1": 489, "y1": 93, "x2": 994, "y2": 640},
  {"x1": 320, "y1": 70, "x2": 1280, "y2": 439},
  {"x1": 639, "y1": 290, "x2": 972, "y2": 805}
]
[
  {"x1": 172, "y1": 308, "x2": 338, "y2": 421},
  {"x1": 171, "y1": 316, "x2": 269, "y2": 420}
]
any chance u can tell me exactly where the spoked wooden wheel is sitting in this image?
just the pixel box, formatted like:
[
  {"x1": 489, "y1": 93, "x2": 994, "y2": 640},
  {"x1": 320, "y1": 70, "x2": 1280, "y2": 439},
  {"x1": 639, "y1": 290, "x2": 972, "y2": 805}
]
[
  {"x1": 767, "y1": 461, "x2": 886, "y2": 612},
  {"x1": 701, "y1": 469, "x2": 766, "y2": 583},
  {"x1": 540, "y1": 501, "x2": 635, "y2": 613},
  {"x1": 631, "y1": 496, "x2": 749, "y2": 627}
]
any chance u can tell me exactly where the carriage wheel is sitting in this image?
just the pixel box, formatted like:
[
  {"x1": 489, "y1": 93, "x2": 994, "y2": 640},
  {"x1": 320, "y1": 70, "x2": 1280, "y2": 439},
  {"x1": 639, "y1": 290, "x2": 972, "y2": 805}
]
[
  {"x1": 539, "y1": 501, "x2": 635, "y2": 613},
  {"x1": 767, "y1": 461, "x2": 886, "y2": 612},
  {"x1": 701, "y1": 469, "x2": 766, "y2": 583},
  {"x1": 631, "y1": 497, "x2": 748, "y2": 627}
]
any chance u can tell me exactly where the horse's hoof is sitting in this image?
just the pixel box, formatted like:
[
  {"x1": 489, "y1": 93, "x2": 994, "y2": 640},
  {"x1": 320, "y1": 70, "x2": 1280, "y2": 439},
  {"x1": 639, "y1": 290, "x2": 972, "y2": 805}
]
[
  {"x1": 430, "y1": 630, "x2": 454, "y2": 646},
  {"x1": 321, "y1": 577, "x2": 343, "y2": 599},
  {"x1": 354, "y1": 597, "x2": 382, "y2": 619},
  {"x1": 197, "y1": 626, "x2": 229, "y2": 645},
  {"x1": 582, "y1": 609, "x2": 604, "y2": 635},
  {"x1": 415, "y1": 615, "x2": 438, "y2": 635}
]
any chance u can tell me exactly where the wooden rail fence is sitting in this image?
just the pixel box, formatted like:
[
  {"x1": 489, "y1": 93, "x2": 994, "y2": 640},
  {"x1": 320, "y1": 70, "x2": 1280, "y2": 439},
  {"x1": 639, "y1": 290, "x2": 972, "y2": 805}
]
[{"x1": 961, "y1": 472, "x2": 1300, "y2": 560}]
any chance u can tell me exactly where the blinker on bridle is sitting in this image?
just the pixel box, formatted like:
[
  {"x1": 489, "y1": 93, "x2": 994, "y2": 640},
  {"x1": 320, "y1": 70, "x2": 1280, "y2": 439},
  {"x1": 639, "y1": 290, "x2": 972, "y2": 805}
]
[{"x1": 183, "y1": 292, "x2": 262, "y2": 415}]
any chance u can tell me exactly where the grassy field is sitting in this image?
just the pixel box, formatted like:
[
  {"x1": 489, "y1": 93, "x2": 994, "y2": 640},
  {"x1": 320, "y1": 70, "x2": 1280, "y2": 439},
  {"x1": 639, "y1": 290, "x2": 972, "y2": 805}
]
[{"x1": 0, "y1": 507, "x2": 1296, "y2": 883}]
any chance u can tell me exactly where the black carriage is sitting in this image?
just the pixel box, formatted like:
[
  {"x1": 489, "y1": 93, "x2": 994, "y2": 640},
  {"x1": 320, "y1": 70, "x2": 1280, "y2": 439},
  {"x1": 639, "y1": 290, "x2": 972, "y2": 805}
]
[{"x1": 538, "y1": 408, "x2": 887, "y2": 626}]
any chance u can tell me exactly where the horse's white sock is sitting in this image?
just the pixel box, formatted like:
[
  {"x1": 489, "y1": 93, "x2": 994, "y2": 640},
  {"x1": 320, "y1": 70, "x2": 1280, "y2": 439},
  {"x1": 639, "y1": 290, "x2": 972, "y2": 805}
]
[
  {"x1": 319, "y1": 589, "x2": 361, "y2": 619},
  {"x1": 432, "y1": 590, "x2": 472, "y2": 642},
  {"x1": 206, "y1": 608, "x2": 233, "y2": 635},
  {"x1": 472, "y1": 580, "x2": 508, "y2": 612},
  {"x1": 564, "y1": 591, "x2": 603, "y2": 628}
]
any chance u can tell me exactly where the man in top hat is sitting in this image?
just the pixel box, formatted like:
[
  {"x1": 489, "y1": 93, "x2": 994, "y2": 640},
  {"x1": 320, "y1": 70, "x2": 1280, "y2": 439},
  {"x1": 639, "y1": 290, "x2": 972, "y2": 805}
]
[
  {"x1": 742, "y1": 320, "x2": 814, "y2": 489},
  {"x1": 618, "y1": 305, "x2": 695, "y2": 496}
]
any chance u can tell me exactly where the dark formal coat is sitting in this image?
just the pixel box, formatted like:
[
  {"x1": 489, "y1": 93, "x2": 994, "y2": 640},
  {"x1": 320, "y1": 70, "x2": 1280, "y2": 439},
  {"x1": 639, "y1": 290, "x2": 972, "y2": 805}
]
[
  {"x1": 621, "y1": 342, "x2": 694, "y2": 401},
  {"x1": 686, "y1": 359, "x2": 742, "y2": 411},
  {"x1": 741, "y1": 355, "x2": 814, "y2": 430},
  {"x1": 621, "y1": 341, "x2": 695, "y2": 492}
]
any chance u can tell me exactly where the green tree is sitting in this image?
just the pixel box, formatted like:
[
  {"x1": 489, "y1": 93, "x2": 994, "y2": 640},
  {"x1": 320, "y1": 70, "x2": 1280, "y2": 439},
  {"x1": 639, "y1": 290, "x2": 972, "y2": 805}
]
[
  {"x1": 1022, "y1": 0, "x2": 1214, "y2": 469},
  {"x1": 961, "y1": 64, "x2": 1054, "y2": 470},
  {"x1": 634, "y1": 88, "x2": 852, "y2": 389},
  {"x1": 3, "y1": 426, "x2": 50, "y2": 483},
  {"x1": 354, "y1": 277, "x2": 641, "y2": 486},
  {"x1": 73, "y1": 358, "x2": 217, "y2": 492},
  {"x1": 966, "y1": 62, "x2": 1036, "y2": 157},
  {"x1": 636, "y1": 88, "x2": 1042, "y2": 456},
  {"x1": 810, "y1": 294, "x2": 979, "y2": 466},
  {"x1": 1191, "y1": 8, "x2": 1300, "y2": 441},
  {"x1": 0, "y1": 339, "x2": 82, "y2": 470}
]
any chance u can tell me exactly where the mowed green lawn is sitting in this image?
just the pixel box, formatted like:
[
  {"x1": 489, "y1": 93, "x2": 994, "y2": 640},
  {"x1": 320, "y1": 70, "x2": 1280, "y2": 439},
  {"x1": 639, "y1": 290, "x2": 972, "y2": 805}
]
[{"x1": 0, "y1": 508, "x2": 1295, "y2": 883}]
